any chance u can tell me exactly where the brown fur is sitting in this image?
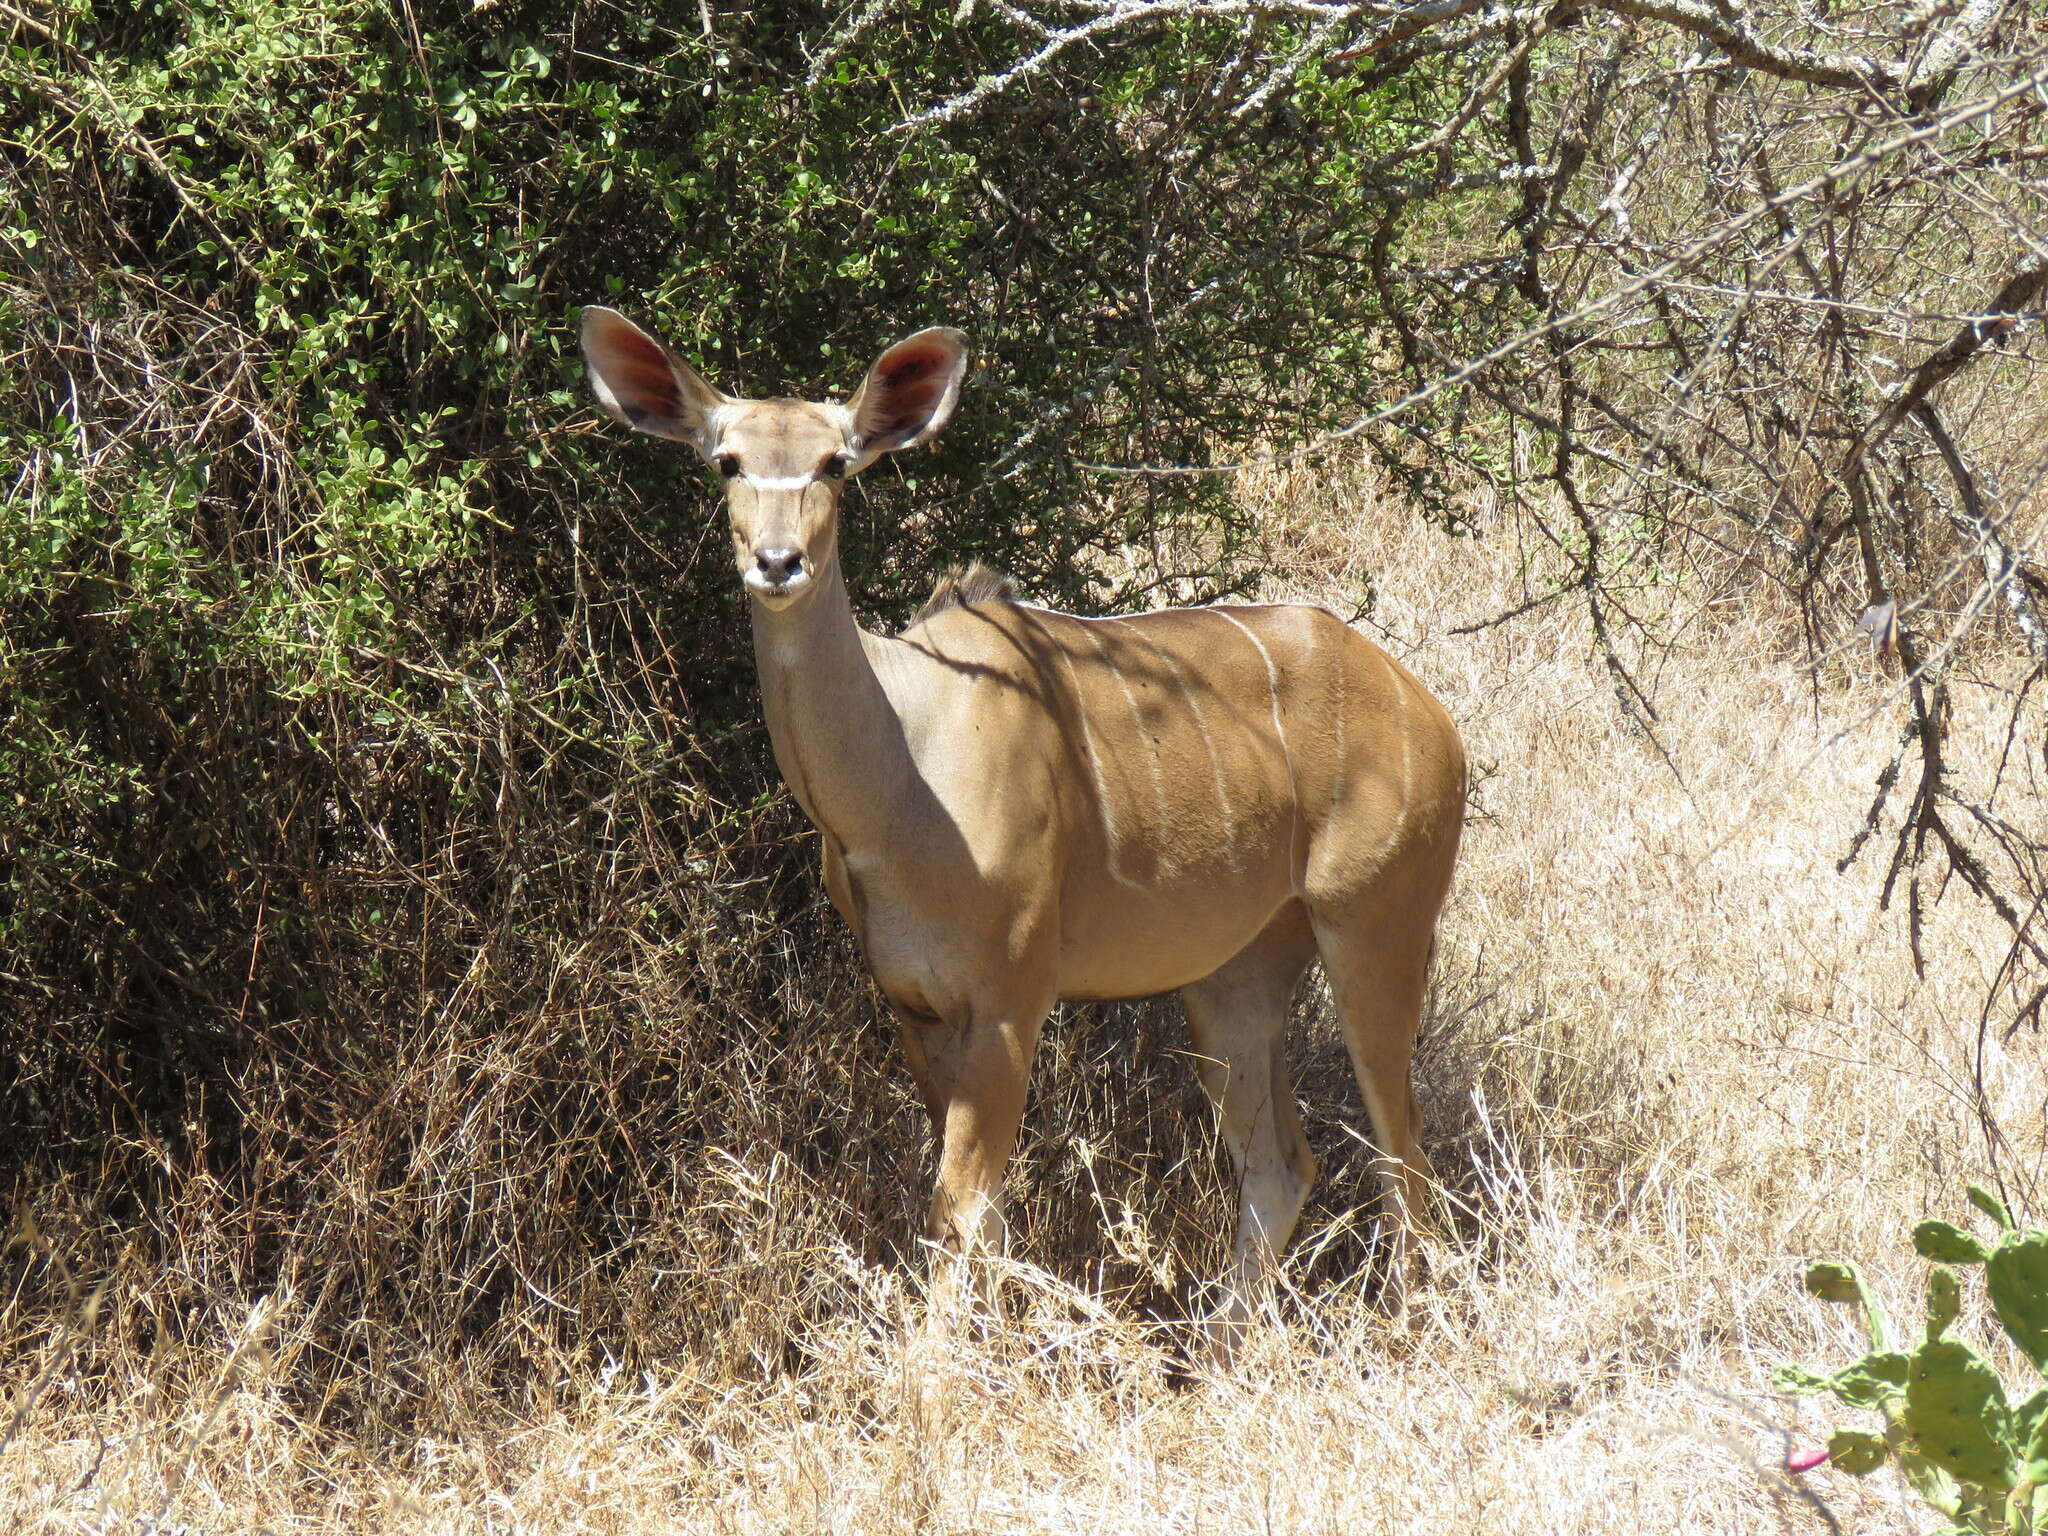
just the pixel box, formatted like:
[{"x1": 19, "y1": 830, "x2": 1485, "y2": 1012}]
[{"x1": 910, "y1": 562, "x2": 1020, "y2": 626}]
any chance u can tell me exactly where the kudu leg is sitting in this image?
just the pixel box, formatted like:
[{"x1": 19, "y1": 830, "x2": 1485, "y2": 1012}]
[
  {"x1": 1179, "y1": 902, "x2": 1318, "y2": 1356},
  {"x1": 1309, "y1": 910, "x2": 1438, "y2": 1320},
  {"x1": 893, "y1": 1006, "x2": 1047, "y2": 1311}
]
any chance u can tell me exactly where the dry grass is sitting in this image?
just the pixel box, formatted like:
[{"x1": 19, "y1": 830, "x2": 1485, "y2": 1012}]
[{"x1": 5, "y1": 463, "x2": 2045, "y2": 1535}]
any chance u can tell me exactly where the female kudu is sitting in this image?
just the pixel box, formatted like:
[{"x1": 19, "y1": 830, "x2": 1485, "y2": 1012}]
[{"x1": 581, "y1": 306, "x2": 1465, "y2": 1339}]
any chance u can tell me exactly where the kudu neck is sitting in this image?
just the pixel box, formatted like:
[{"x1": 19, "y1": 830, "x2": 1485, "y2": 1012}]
[{"x1": 748, "y1": 550, "x2": 912, "y2": 851}]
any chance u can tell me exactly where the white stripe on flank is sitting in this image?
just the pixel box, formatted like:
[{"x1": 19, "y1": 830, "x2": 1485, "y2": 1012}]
[
  {"x1": 1047, "y1": 625, "x2": 1144, "y2": 891},
  {"x1": 1330, "y1": 637, "x2": 1347, "y2": 819},
  {"x1": 1385, "y1": 700, "x2": 1414, "y2": 861},
  {"x1": 1215, "y1": 609, "x2": 1305, "y2": 881},
  {"x1": 1212, "y1": 610, "x2": 1291, "y2": 773},
  {"x1": 1083, "y1": 621, "x2": 1173, "y2": 868},
  {"x1": 744, "y1": 474, "x2": 814, "y2": 492}
]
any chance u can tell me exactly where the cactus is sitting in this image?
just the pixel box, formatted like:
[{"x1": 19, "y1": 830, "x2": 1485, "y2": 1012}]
[
  {"x1": 1905, "y1": 1339, "x2": 2017, "y2": 1491},
  {"x1": 2019, "y1": 1388, "x2": 2048, "y2": 1453},
  {"x1": 1931, "y1": 1268, "x2": 1965, "y2": 1340},
  {"x1": 1778, "y1": 1191, "x2": 2048, "y2": 1535},
  {"x1": 1986, "y1": 1230, "x2": 2048, "y2": 1373},
  {"x1": 1805, "y1": 1258, "x2": 1892, "y2": 1350},
  {"x1": 1835, "y1": 1351, "x2": 1912, "y2": 1408},
  {"x1": 1827, "y1": 1428, "x2": 1888, "y2": 1474},
  {"x1": 2025, "y1": 1392, "x2": 2048, "y2": 1485},
  {"x1": 1972, "y1": 1185, "x2": 2017, "y2": 1232},
  {"x1": 1921, "y1": 1220, "x2": 1995, "y2": 1266}
]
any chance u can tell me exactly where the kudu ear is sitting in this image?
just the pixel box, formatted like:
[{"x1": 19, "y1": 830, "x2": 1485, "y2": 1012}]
[
  {"x1": 580, "y1": 306, "x2": 725, "y2": 455},
  {"x1": 847, "y1": 327, "x2": 969, "y2": 459}
]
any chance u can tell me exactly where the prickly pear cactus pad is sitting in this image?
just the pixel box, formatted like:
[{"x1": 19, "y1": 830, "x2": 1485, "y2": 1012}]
[
  {"x1": 1805, "y1": 1261, "x2": 1867, "y2": 1303},
  {"x1": 1916, "y1": 1220, "x2": 1993, "y2": 1266},
  {"x1": 1826, "y1": 1429, "x2": 1888, "y2": 1475},
  {"x1": 1834, "y1": 1353, "x2": 1911, "y2": 1409},
  {"x1": 1804, "y1": 1259, "x2": 1891, "y2": 1348},
  {"x1": 1970, "y1": 1185, "x2": 2016, "y2": 1232},
  {"x1": 1904, "y1": 1339, "x2": 2017, "y2": 1491},
  {"x1": 2018, "y1": 1388, "x2": 2048, "y2": 1454},
  {"x1": 1985, "y1": 1229, "x2": 2048, "y2": 1373},
  {"x1": 1927, "y1": 1268, "x2": 1963, "y2": 1341}
]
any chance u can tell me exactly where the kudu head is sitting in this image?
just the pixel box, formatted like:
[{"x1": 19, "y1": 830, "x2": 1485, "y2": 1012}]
[{"x1": 580, "y1": 307, "x2": 969, "y2": 611}]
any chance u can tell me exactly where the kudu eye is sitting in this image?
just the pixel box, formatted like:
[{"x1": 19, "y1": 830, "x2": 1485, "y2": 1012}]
[
  {"x1": 715, "y1": 453, "x2": 740, "y2": 479},
  {"x1": 822, "y1": 458, "x2": 849, "y2": 481}
]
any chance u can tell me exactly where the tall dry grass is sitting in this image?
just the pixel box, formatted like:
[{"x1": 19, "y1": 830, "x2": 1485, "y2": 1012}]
[{"x1": 4, "y1": 458, "x2": 2044, "y2": 1534}]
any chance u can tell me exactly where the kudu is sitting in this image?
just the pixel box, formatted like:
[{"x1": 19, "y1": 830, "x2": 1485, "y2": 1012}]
[{"x1": 581, "y1": 306, "x2": 1466, "y2": 1340}]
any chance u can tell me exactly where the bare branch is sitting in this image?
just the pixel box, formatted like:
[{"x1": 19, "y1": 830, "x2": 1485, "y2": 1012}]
[
  {"x1": 1077, "y1": 60, "x2": 2048, "y2": 476},
  {"x1": 1588, "y1": 0, "x2": 1897, "y2": 89},
  {"x1": 1849, "y1": 256, "x2": 2048, "y2": 467},
  {"x1": 1916, "y1": 401, "x2": 2048, "y2": 667}
]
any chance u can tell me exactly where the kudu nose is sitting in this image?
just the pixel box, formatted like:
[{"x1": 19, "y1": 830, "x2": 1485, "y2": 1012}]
[{"x1": 754, "y1": 547, "x2": 806, "y2": 586}]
